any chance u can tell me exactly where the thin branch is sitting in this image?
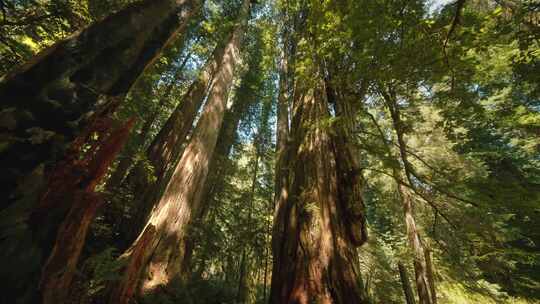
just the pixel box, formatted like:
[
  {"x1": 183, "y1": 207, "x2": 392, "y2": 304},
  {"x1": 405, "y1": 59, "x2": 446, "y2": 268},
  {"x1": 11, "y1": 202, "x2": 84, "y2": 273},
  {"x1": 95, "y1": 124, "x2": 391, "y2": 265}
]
[
  {"x1": 0, "y1": 0, "x2": 6, "y2": 22},
  {"x1": 408, "y1": 169, "x2": 479, "y2": 207},
  {"x1": 444, "y1": 0, "x2": 466, "y2": 50},
  {"x1": 363, "y1": 167, "x2": 457, "y2": 229}
]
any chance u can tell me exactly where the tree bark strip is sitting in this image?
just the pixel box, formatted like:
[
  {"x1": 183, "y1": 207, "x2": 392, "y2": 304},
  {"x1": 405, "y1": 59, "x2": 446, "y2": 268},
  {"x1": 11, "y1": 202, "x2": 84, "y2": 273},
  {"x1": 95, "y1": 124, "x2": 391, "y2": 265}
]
[{"x1": 38, "y1": 120, "x2": 134, "y2": 304}]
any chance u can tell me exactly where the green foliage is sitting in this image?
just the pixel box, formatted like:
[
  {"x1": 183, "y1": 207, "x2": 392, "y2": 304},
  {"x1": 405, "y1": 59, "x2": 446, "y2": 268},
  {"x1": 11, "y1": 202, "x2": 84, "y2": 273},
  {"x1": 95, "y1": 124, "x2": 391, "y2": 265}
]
[
  {"x1": 82, "y1": 247, "x2": 125, "y2": 296},
  {"x1": 140, "y1": 278, "x2": 239, "y2": 304}
]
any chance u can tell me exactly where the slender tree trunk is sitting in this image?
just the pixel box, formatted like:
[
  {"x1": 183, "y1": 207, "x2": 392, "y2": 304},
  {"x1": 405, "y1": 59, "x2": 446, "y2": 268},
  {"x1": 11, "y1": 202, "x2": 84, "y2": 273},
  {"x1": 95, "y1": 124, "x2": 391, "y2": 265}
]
[
  {"x1": 398, "y1": 184, "x2": 433, "y2": 304},
  {"x1": 380, "y1": 87, "x2": 436, "y2": 304},
  {"x1": 425, "y1": 247, "x2": 438, "y2": 304},
  {"x1": 109, "y1": 2, "x2": 250, "y2": 302},
  {"x1": 270, "y1": 79, "x2": 367, "y2": 303},
  {"x1": 236, "y1": 251, "x2": 249, "y2": 303},
  {"x1": 237, "y1": 139, "x2": 260, "y2": 303},
  {"x1": 263, "y1": 199, "x2": 271, "y2": 302},
  {"x1": 398, "y1": 262, "x2": 417, "y2": 304}
]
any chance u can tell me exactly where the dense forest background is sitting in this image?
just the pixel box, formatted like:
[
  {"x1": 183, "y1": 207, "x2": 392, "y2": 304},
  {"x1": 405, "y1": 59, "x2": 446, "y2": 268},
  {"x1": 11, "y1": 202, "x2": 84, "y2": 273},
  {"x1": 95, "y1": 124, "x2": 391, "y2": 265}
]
[{"x1": 0, "y1": 0, "x2": 538, "y2": 303}]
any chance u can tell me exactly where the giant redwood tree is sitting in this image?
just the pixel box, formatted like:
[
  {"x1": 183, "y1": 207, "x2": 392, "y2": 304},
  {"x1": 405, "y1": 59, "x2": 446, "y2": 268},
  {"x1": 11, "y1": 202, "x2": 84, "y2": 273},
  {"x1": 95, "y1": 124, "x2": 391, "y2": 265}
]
[
  {"x1": 269, "y1": 2, "x2": 368, "y2": 301},
  {"x1": 0, "y1": 0, "x2": 201, "y2": 301},
  {"x1": 109, "y1": 0, "x2": 252, "y2": 302},
  {"x1": 124, "y1": 28, "x2": 240, "y2": 242},
  {"x1": 270, "y1": 55, "x2": 368, "y2": 302},
  {"x1": 0, "y1": 0, "x2": 201, "y2": 204}
]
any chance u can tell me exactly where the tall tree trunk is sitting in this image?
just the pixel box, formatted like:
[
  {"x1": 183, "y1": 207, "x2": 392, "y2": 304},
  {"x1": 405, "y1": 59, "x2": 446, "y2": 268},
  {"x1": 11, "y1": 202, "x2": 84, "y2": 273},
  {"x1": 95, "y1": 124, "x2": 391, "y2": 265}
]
[
  {"x1": 398, "y1": 184, "x2": 434, "y2": 304},
  {"x1": 124, "y1": 31, "x2": 235, "y2": 242},
  {"x1": 39, "y1": 119, "x2": 135, "y2": 304},
  {"x1": 109, "y1": 1, "x2": 250, "y2": 302},
  {"x1": 237, "y1": 138, "x2": 260, "y2": 303},
  {"x1": 0, "y1": 0, "x2": 200, "y2": 205},
  {"x1": 398, "y1": 262, "x2": 417, "y2": 304},
  {"x1": 270, "y1": 79, "x2": 367, "y2": 303},
  {"x1": 183, "y1": 78, "x2": 257, "y2": 278},
  {"x1": 185, "y1": 32, "x2": 267, "y2": 277},
  {"x1": 0, "y1": 1, "x2": 199, "y2": 300},
  {"x1": 425, "y1": 247, "x2": 438, "y2": 304},
  {"x1": 107, "y1": 52, "x2": 192, "y2": 191},
  {"x1": 263, "y1": 198, "x2": 271, "y2": 303}
]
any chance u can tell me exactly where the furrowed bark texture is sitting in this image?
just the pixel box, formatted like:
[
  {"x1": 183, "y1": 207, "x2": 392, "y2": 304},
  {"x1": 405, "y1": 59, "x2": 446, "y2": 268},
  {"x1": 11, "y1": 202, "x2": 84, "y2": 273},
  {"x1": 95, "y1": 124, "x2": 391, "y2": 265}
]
[
  {"x1": 270, "y1": 81, "x2": 367, "y2": 304},
  {"x1": 125, "y1": 35, "x2": 233, "y2": 242},
  {"x1": 110, "y1": 2, "x2": 250, "y2": 301},
  {"x1": 183, "y1": 75, "x2": 258, "y2": 276},
  {"x1": 0, "y1": 0, "x2": 200, "y2": 205},
  {"x1": 185, "y1": 36, "x2": 267, "y2": 276}
]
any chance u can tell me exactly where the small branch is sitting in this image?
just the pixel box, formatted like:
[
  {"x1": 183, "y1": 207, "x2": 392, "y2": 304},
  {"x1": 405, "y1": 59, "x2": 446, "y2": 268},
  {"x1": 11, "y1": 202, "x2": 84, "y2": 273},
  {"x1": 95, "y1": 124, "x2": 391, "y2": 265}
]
[
  {"x1": 363, "y1": 167, "x2": 457, "y2": 229},
  {"x1": 444, "y1": 0, "x2": 466, "y2": 50},
  {"x1": 409, "y1": 169, "x2": 479, "y2": 207}
]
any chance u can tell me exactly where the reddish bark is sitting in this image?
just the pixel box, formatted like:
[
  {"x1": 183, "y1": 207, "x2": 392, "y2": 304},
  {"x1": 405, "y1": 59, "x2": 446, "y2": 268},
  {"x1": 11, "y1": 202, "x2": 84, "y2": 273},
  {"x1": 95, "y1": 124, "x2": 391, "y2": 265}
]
[
  {"x1": 39, "y1": 191, "x2": 103, "y2": 304},
  {"x1": 270, "y1": 83, "x2": 367, "y2": 304},
  {"x1": 0, "y1": 0, "x2": 200, "y2": 299},
  {"x1": 108, "y1": 226, "x2": 157, "y2": 304},
  {"x1": 38, "y1": 118, "x2": 135, "y2": 304}
]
